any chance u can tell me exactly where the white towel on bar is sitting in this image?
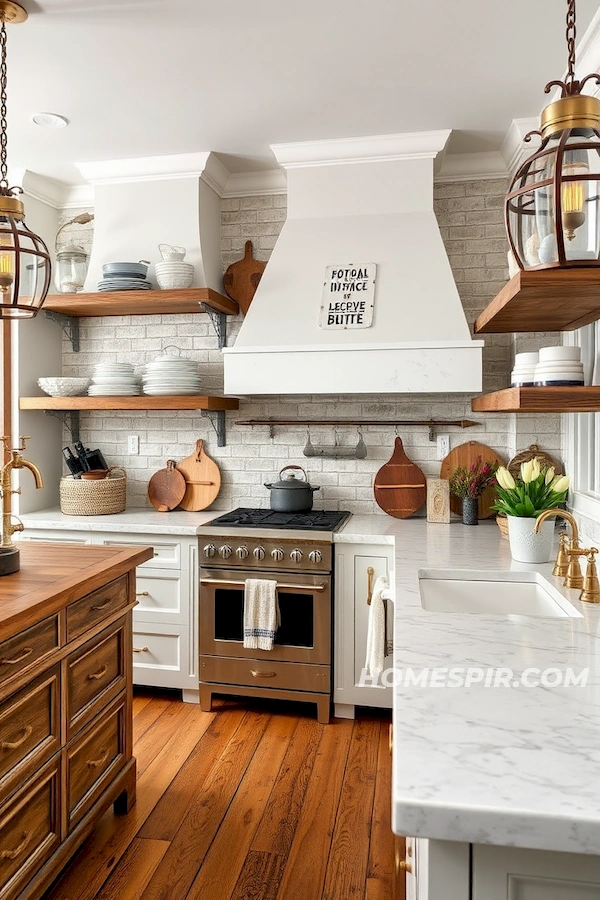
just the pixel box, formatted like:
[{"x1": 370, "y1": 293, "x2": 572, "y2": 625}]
[
  {"x1": 243, "y1": 579, "x2": 280, "y2": 650},
  {"x1": 365, "y1": 574, "x2": 389, "y2": 677}
]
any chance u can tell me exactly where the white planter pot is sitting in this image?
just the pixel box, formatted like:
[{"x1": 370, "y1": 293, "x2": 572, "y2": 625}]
[{"x1": 507, "y1": 515, "x2": 554, "y2": 563}]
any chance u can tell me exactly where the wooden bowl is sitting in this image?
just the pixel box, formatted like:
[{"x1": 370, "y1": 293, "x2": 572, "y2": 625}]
[{"x1": 80, "y1": 469, "x2": 109, "y2": 481}]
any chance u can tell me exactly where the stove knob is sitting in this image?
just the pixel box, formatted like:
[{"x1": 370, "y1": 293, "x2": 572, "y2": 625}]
[
  {"x1": 253, "y1": 546, "x2": 266, "y2": 561},
  {"x1": 219, "y1": 545, "x2": 232, "y2": 559},
  {"x1": 271, "y1": 548, "x2": 285, "y2": 562},
  {"x1": 290, "y1": 548, "x2": 303, "y2": 563},
  {"x1": 308, "y1": 550, "x2": 323, "y2": 565},
  {"x1": 203, "y1": 544, "x2": 216, "y2": 558},
  {"x1": 236, "y1": 546, "x2": 249, "y2": 560}
]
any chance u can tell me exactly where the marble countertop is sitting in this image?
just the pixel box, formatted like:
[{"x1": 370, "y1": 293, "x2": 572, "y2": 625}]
[
  {"x1": 382, "y1": 518, "x2": 600, "y2": 855},
  {"x1": 19, "y1": 507, "x2": 226, "y2": 535}
]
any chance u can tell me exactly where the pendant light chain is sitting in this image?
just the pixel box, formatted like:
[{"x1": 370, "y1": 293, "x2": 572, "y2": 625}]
[
  {"x1": 566, "y1": 0, "x2": 577, "y2": 89},
  {"x1": 0, "y1": 18, "x2": 8, "y2": 191}
]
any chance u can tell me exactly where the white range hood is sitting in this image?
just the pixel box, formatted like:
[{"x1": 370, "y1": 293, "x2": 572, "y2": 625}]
[{"x1": 223, "y1": 131, "x2": 483, "y2": 395}]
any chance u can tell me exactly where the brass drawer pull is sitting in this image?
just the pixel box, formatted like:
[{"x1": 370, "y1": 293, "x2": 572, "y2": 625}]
[
  {"x1": 250, "y1": 670, "x2": 276, "y2": 678},
  {"x1": 388, "y1": 724, "x2": 393, "y2": 755},
  {"x1": 87, "y1": 748, "x2": 109, "y2": 769},
  {"x1": 0, "y1": 831, "x2": 29, "y2": 860},
  {"x1": 136, "y1": 591, "x2": 149, "y2": 597},
  {"x1": 133, "y1": 646, "x2": 149, "y2": 653},
  {"x1": 367, "y1": 566, "x2": 374, "y2": 605},
  {"x1": 0, "y1": 647, "x2": 33, "y2": 666},
  {"x1": 87, "y1": 664, "x2": 107, "y2": 681},
  {"x1": 90, "y1": 598, "x2": 114, "y2": 611},
  {"x1": 1, "y1": 725, "x2": 32, "y2": 751},
  {"x1": 399, "y1": 860, "x2": 412, "y2": 874}
]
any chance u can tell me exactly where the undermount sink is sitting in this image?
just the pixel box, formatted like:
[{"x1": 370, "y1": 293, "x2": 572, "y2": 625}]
[{"x1": 418, "y1": 569, "x2": 582, "y2": 617}]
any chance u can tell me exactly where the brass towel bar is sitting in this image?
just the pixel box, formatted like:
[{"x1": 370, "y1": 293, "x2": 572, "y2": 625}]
[{"x1": 201, "y1": 578, "x2": 326, "y2": 593}]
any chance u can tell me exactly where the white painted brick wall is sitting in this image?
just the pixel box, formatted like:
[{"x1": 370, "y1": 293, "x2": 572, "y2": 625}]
[{"x1": 57, "y1": 179, "x2": 563, "y2": 514}]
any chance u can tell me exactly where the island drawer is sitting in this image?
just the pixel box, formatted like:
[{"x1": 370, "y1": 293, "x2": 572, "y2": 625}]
[
  {"x1": 0, "y1": 666, "x2": 60, "y2": 807},
  {"x1": 0, "y1": 755, "x2": 60, "y2": 897},
  {"x1": 67, "y1": 576, "x2": 128, "y2": 641},
  {"x1": 67, "y1": 694, "x2": 126, "y2": 829},
  {"x1": 0, "y1": 617, "x2": 59, "y2": 689},
  {"x1": 66, "y1": 620, "x2": 127, "y2": 738}
]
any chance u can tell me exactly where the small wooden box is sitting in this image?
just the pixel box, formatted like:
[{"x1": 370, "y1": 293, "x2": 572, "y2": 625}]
[{"x1": 426, "y1": 478, "x2": 450, "y2": 524}]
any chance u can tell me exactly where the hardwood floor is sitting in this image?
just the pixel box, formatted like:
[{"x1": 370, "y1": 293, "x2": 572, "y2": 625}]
[{"x1": 43, "y1": 689, "x2": 396, "y2": 900}]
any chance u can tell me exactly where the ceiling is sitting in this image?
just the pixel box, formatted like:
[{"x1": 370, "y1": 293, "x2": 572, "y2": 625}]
[{"x1": 4, "y1": 0, "x2": 600, "y2": 186}]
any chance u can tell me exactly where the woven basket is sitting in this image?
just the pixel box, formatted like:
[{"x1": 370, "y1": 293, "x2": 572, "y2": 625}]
[
  {"x1": 496, "y1": 513, "x2": 509, "y2": 540},
  {"x1": 60, "y1": 467, "x2": 126, "y2": 516}
]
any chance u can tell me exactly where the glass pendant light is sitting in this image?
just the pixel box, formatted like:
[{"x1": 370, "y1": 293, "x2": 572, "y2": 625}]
[
  {"x1": 0, "y1": 1, "x2": 50, "y2": 316},
  {"x1": 506, "y1": 0, "x2": 600, "y2": 270}
]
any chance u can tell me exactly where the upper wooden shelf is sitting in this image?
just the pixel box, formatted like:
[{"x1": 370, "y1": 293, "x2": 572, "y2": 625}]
[
  {"x1": 474, "y1": 269, "x2": 600, "y2": 334},
  {"x1": 43, "y1": 288, "x2": 239, "y2": 318},
  {"x1": 20, "y1": 395, "x2": 239, "y2": 412},
  {"x1": 472, "y1": 387, "x2": 600, "y2": 413}
]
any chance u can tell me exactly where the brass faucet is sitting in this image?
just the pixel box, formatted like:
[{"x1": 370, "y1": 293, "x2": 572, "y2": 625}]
[
  {"x1": 534, "y1": 508, "x2": 600, "y2": 602},
  {"x1": 0, "y1": 436, "x2": 43, "y2": 549}
]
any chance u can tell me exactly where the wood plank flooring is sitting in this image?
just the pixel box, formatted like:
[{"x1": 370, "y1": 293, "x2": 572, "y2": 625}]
[{"x1": 43, "y1": 689, "x2": 397, "y2": 900}]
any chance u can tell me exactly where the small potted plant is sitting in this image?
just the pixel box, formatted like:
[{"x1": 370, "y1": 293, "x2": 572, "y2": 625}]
[
  {"x1": 449, "y1": 457, "x2": 498, "y2": 525},
  {"x1": 492, "y1": 459, "x2": 570, "y2": 562}
]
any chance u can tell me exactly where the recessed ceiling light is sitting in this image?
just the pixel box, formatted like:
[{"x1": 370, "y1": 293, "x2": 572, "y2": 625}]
[{"x1": 31, "y1": 112, "x2": 68, "y2": 128}]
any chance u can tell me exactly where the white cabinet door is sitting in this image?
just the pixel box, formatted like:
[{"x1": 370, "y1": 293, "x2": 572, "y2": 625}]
[
  {"x1": 473, "y1": 845, "x2": 600, "y2": 900},
  {"x1": 134, "y1": 568, "x2": 183, "y2": 623},
  {"x1": 132, "y1": 621, "x2": 196, "y2": 692}
]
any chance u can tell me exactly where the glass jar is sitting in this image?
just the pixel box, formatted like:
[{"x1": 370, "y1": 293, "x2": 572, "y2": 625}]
[{"x1": 55, "y1": 243, "x2": 89, "y2": 293}]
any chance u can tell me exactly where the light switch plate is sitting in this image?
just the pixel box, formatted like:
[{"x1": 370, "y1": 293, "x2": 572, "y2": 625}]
[
  {"x1": 437, "y1": 434, "x2": 450, "y2": 460},
  {"x1": 127, "y1": 435, "x2": 139, "y2": 455}
]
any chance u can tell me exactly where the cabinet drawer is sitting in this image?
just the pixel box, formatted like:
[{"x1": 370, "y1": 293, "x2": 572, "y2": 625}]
[
  {"x1": 132, "y1": 623, "x2": 189, "y2": 690},
  {"x1": 67, "y1": 621, "x2": 127, "y2": 738},
  {"x1": 98, "y1": 537, "x2": 180, "y2": 570},
  {"x1": 0, "y1": 667, "x2": 59, "y2": 807},
  {"x1": 134, "y1": 571, "x2": 182, "y2": 621},
  {"x1": 67, "y1": 576, "x2": 129, "y2": 641},
  {"x1": 0, "y1": 618, "x2": 59, "y2": 689},
  {"x1": 0, "y1": 756, "x2": 60, "y2": 899},
  {"x1": 200, "y1": 656, "x2": 330, "y2": 693},
  {"x1": 67, "y1": 694, "x2": 126, "y2": 829}
]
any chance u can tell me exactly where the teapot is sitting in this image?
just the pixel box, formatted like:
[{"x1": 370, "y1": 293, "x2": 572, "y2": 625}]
[{"x1": 158, "y1": 243, "x2": 187, "y2": 261}]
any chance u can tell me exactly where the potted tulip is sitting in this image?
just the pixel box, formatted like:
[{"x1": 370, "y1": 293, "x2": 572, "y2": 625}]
[
  {"x1": 492, "y1": 460, "x2": 570, "y2": 562},
  {"x1": 448, "y1": 457, "x2": 498, "y2": 525}
]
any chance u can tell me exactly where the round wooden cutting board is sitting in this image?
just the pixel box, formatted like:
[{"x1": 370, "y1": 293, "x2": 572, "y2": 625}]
[
  {"x1": 148, "y1": 460, "x2": 187, "y2": 512},
  {"x1": 175, "y1": 440, "x2": 221, "y2": 511},
  {"x1": 440, "y1": 440, "x2": 505, "y2": 519},
  {"x1": 374, "y1": 437, "x2": 427, "y2": 518},
  {"x1": 223, "y1": 240, "x2": 266, "y2": 315}
]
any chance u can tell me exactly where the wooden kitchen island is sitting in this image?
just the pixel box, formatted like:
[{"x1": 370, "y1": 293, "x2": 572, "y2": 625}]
[{"x1": 0, "y1": 541, "x2": 152, "y2": 900}]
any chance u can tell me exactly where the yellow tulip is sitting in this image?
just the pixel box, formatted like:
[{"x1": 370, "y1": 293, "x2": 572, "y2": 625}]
[
  {"x1": 544, "y1": 466, "x2": 555, "y2": 485},
  {"x1": 496, "y1": 466, "x2": 516, "y2": 490},
  {"x1": 551, "y1": 475, "x2": 570, "y2": 494},
  {"x1": 520, "y1": 460, "x2": 535, "y2": 483},
  {"x1": 531, "y1": 458, "x2": 541, "y2": 481}
]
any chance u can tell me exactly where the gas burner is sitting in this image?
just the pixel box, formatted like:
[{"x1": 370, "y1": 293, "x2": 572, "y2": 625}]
[{"x1": 206, "y1": 508, "x2": 351, "y2": 532}]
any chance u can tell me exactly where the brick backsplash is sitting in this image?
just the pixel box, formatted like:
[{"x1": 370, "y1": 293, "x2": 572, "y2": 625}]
[{"x1": 59, "y1": 179, "x2": 563, "y2": 513}]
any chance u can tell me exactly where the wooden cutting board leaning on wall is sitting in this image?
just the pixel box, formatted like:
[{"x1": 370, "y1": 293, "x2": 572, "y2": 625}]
[
  {"x1": 440, "y1": 440, "x2": 506, "y2": 519},
  {"x1": 374, "y1": 437, "x2": 427, "y2": 518},
  {"x1": 175, "y1": 440, "x2": 221, "y2": 511}
]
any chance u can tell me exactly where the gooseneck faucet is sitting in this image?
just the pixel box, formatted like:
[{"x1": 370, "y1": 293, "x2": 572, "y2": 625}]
[
  {"x1": 535, "y1": 507, "x2": 600, "y2": 601},
  {"x1": 0, "y1": 436, "x2": 44, "y2": 548}
]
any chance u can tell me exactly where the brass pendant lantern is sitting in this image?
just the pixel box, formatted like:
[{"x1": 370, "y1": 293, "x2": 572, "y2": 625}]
[
  {"x1": 0, "y1": 1, "x2": 50, "y2": 317},
  {"x1": 506, "y1": 0, "x2": 600, "y2": 271}
]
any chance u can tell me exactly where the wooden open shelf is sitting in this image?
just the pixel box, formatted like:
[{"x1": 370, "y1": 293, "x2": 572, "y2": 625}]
[
  {"x1": 472, "y1": 387, "x2": 600, "y2": 413},
  {"x1": 474, "y1": 269, "x2": 600, "y2": 334},
  {"x1": 43, "y1": 288, "x2": 239, "y2": 318},
  {"x1": 20, "y1": 395, "x2": 239, "y2": 412}
]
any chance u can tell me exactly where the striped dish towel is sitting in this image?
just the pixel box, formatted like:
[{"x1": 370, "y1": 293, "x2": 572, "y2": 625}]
[{"x1": 243, "y1": 579, "x2": 280, "y2": 650}]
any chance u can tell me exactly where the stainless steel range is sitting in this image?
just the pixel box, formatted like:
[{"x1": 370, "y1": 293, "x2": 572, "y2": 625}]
[{"x1": 198, "y1": 508, "x2": 351, "y2": 723}]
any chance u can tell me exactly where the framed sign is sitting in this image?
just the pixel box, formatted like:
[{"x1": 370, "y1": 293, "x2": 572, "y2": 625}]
[{"x1": 319, "y1": 263, "x2": 376, "y2": 329}]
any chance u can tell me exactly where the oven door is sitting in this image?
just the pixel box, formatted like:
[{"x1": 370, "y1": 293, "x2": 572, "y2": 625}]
[{"x1": 199, "y1": 568, "x2": 331, "y2": 663}]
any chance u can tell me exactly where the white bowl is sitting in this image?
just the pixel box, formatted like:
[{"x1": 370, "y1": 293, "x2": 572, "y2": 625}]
[
  {"x1": 538, "y1": 346, "x2": 581, "y2": 362},
  {"x1": 38, "y1": 377, "x2": 91, "y2": 397},
  {"x1": 156, "y1": 271, "x2": 194, "y2": 289},
  {"x1": 514, "y1": 352, "x2": 539, "y2": 366}
]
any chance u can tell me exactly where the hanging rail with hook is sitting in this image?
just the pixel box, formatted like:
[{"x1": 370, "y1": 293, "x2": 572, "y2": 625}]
[{"x1": 235, "y1": 418, "x2": 480, "y2": 442}]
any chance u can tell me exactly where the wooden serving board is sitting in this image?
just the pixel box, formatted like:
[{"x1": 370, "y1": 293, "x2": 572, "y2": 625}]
[
  {"x1": 148, "y1": 460, "x2": 186, "y2": 512},
  {"x1": 440, "y1": 440, "x2": 505, "y2": 519},
  {"x1": 223, "y1": 240, "x2": 266, "y2": 315},
  {"x1": 374, "y1": 438, "x2": 427, "y2": 519},
  {"x1": 175, "y1": 440, "x2": 221, "y2": 511}
]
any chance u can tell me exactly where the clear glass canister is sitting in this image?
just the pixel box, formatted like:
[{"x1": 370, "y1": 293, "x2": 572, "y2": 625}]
[{"x1": 55, "y1": 243, "x2": 89, "y2": 293}]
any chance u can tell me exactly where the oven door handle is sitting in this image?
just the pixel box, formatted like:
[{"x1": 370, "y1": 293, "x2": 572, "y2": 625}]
[{"x1": 200, "y1": 578, "x2": 327, "y2": 593}]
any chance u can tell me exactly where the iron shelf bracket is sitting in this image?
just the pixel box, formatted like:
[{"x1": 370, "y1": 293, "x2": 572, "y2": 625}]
[
  {"x1": 44, "y1": 409, "x2": 80, "y2": 443},
  {"x1": 200, "y1": 303, "x2": 227, "y2": 348},
  {"x1": 201, "y1": 409, "x2": 226, "y2": 447},
  {"x1": 44, "y1": 311, "x2": 80, "y2": 352}
]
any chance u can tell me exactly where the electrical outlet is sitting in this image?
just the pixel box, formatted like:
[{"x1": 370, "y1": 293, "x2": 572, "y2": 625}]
[
  {"x1": 127, "y1": 435, "x2": 139, "y2": 455},
  {"x1": 437, "y1": 434, "x2": 450, "y2": 460}
]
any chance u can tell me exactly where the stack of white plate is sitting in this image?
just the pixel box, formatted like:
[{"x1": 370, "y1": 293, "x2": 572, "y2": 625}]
[
  {"x1": 534, "y1": 346, "x2": 584, "y2": 386},
  {"x1": 88, "y1": 362, "x2": 141, "y2": 396},
  {"x1": 141, "y1": 349, "x2": 201, "y2": 395},
  {"x1": 511, "y1": 352, "x2": 539, "y2": 386},
  {"x1": 97, "y1": 261, "x2": 152, "y2": 292}
]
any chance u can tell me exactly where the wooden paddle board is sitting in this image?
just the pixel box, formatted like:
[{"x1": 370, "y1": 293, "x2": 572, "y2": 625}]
[
  {"x1": 223, "y1": 240, "x2": 266, "y2": 315},
  {"x1": 176, "y1": 440, "x2": 221, "y2": 511},
  {"x1": 148, "y1": 459, "x2": 187, "y2": 512},
  {"x1": 440, "y1": 440, "x2": 505, "y2": 519},
  {"x1": 374, "y1": 438, "x2": 427, "y2": 518}
]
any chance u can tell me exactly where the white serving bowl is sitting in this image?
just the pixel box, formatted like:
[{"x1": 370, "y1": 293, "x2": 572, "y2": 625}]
[
  {"x1": 538, "y1": 346, "x2": 581, "y2": 362},
  {"x1": 38, "y1": 377, "x2": 91, "y2": 397},
  {"x1": 514, "y1": 352, "x2": 539, "y2": 366},
  {"x1": 154, "y1": 260, "x2": 194, "y2": 290}
]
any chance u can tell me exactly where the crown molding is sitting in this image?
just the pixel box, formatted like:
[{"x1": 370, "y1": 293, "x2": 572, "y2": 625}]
[
  {"x1": 223, "y1": 168, "x2": 286, "y2": 197},
  {"x1": 500, "y1": 117, "x2": 539, "y2": 175},
  {"x1": 435, "y1": 151, "x2": 507, "y2": 183},
  {"x1": 200, "y1": 153, "x2": 231, "y2": 197},
  {"x1": 271, "y1": 130, "x2": 452, "y2": 169},
  {"x1": 75, "y1": 151, "x2": 213, "y2": 185}
]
